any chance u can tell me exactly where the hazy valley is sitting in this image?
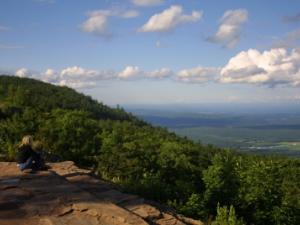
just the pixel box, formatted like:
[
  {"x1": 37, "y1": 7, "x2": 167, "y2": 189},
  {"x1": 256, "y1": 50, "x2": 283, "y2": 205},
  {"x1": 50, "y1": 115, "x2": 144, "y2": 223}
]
[{"x1": 126, "y1": 104, "x2": 300, "y2": 157}]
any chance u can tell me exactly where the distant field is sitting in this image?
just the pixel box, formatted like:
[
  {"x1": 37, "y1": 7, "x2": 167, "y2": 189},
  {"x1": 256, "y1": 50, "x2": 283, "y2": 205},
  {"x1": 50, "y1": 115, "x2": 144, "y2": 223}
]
[
  {"x1": 169, "y1": 126, "x2": 300, "y2": 157},
  {"x1": 130, "y1": 111, "x2": 300, "y2": 157}
]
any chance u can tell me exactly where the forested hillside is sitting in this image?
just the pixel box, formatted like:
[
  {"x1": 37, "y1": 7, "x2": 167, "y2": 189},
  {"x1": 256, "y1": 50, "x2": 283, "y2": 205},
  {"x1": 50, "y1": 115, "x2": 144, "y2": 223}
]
[{"x1": 0, "y1": 75, "x2": 299, "y2": 225}]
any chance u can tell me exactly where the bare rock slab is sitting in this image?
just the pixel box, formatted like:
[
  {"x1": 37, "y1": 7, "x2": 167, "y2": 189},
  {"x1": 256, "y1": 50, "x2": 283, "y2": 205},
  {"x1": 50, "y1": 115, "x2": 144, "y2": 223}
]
[{"x1": 0, "y1": 161, "x2": 203, "y2": 225}]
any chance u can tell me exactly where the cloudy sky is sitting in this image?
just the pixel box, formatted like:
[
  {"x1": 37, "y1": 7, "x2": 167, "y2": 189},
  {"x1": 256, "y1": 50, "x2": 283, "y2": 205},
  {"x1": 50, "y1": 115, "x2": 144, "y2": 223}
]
[{"x1": 1, "y1": 0, "x2": 300, "y2": 105}]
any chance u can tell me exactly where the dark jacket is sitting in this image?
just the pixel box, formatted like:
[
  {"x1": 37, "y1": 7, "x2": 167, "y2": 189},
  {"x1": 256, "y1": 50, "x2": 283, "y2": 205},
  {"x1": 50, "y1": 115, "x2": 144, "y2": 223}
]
[{"x1": 17, "y1": 145, "x2": 39, "y2": 164}]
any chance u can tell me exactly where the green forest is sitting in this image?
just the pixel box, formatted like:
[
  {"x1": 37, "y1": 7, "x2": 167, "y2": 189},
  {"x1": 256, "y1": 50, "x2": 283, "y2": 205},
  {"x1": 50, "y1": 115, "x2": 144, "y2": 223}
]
[{"x1": 0, "y1": 75, "x2": 299, "y2": 225}]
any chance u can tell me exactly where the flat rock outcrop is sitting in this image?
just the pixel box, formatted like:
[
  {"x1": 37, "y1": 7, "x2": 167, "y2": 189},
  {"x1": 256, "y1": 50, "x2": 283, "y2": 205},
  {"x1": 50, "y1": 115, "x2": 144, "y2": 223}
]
[{"x1": 0, "y1": 161, "x2": 203, "y2": 225}]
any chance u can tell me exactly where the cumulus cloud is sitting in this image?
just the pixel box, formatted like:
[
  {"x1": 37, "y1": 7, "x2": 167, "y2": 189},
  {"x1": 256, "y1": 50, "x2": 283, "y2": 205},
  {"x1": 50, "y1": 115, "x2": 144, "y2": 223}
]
[
  {"x1": 61, "y1": 66, "x2": 99, "y2": 79},
  {"x1": 12, "y1": 48, "x2": 300, "y2": 89},
  {"x1": 42, "y1": 69, "x2": 59, "y2": 83},
  {"x1": 118, "y1": 66, "x2": 142, "y2": 79},
  {"x1": 208, "y1": 9, "x2": 248, "y2": 48},
  {"x1": 131, "y1": 0, "x2": 164, "y2": 7},
  {"x1": 220, "y1": 48, "x2": 300, "y2": 87},
  {"x1": 11, "y1": 65, "x2": 173, "y2": 89},
  {"x1": 13, "y1": 66, "x2": 117, "y2": 89},
  {"x1": 80, "y1": 10, "x2": 111, "y2": 37},
  {"x1": 58, "y1": 80, "x2": 97, "y2": 89},
  {"x1": 81, "y1": 8, "x2": 139, "y2": 37},
  {"x1": 59, "y1": 66, "x2": 117, "y2": 88},
  {"x1": 139, "y1": 5, "x2": 202, "y2": 32},
  {"x1": 177, "y1": 67, "x2": 220, "y2": 83},
  {"x1": 56, "y1": 65, "x2": 168, "y2": 87},
  {"x1": 15, "y1": 68, "x2": 31, "y2": 78},
  {"x1": 147, "y1": 68, "x2": 173, "y2": 78},
  {"x1": 118, "y1": 66, "x2": 173, "y2": 79}
]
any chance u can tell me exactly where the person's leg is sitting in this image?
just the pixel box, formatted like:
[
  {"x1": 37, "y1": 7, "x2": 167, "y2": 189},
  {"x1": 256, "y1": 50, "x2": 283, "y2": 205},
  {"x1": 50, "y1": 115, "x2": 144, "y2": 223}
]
[
  {"x1": 18, "y1": 157, "x2": 33, "y2": 171},
  {"x1": 32, "y1": 152, "x2": 46, "y2": 170}
]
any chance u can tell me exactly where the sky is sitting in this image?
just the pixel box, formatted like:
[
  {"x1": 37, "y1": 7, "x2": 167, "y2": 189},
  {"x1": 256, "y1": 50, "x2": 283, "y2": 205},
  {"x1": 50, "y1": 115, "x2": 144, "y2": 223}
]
[{"x1": 1, "y1": 0, "x2": 300, "y2": 106}]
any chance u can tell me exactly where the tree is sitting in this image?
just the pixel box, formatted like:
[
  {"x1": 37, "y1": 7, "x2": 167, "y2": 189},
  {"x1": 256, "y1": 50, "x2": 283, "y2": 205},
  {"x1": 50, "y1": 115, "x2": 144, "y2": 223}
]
[
  {"x1": 212, "y1": 204, "x2": 245, "y2": 225},
  {"x1": 202, "y1": 151, "x2": 239, "y2": 215}
]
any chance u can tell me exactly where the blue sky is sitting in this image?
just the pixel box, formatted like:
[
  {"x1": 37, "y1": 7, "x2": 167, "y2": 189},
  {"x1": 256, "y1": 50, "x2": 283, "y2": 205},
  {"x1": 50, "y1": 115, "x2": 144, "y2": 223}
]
[{"x1": 1, "y1": 0, "x2": 300, "y2": 105}]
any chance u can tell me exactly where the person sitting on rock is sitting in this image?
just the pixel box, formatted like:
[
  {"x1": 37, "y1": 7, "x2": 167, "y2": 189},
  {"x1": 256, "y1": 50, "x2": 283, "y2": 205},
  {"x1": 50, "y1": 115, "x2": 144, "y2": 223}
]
[{"x1": 16, "y1": 135, "x2": 46, "y2": 171}]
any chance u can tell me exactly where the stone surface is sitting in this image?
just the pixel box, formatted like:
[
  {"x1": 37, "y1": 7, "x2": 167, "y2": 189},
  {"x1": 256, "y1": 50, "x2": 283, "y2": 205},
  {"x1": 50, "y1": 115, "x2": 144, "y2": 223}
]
[{"x1": 0, "y1": 161, "x2": 203, "y2": 225}]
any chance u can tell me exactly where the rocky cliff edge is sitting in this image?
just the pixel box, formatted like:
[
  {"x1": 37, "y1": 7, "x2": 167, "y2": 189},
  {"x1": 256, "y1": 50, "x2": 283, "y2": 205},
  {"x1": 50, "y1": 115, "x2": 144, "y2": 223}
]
[{"x1": 0, "y1": 161, "x2": 203, "y2": 225}]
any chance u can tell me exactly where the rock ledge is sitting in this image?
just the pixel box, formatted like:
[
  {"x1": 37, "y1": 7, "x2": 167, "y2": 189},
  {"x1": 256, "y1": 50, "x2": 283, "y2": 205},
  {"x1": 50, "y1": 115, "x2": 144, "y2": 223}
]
[{"x1": 0, "y1": 161, "x2": 203, "y2": 225}]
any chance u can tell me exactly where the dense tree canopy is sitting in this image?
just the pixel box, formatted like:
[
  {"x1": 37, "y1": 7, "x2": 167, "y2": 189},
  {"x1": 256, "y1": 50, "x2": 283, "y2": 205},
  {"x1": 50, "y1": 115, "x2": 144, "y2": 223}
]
[{"x1": 0, "y1": 75, "x2": 299, "y2": 225}]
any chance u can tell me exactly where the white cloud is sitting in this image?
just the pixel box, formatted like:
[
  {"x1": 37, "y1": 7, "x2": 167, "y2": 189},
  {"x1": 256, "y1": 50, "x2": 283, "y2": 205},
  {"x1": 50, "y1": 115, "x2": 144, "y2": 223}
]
[
  {"x1": 47, "y1": 65, "x2": 171, "y2": 86},
  {"x1": 59, "y1": 66, "x2": 117, "y2": 88},
  {"x1": 12, "y1": 65, "x2": 174, "y2": 89},
  {"x1": 81, "y1": 10, "x2": 110, "y2": 37},
  {"x1": 177, "y1": 67, "x2": 220, "y2": 83},
  {"x1": 139, "y1": 5, "x2": 202, "y2": 32},
  {"x1": 15, "y1": 68, "x2": 30, "y2": 78},
  {"x1": 42, "y1": 69, "x2": 59, "y2": 83},
  {"x1": 220, "y1": 48, "x2": 300, "y2": 86},
  {"x1": 118, "y1": 66, "x2": 173, "y2": 79},
  {"x1": 12, "y1": 48, "x2": 300, "y2": 90},
  {"x1": 61, "y1": 66, "x2": 99, "y2": 79},
  {"x1": 81, "y1": 9, "x2": 139, "y2": 37},
  {"x1": 13, "y1": 66, "x2": 117, "y2": 89},
  {"x1": 131, "y1": 0, "x2": 164, "y2": 7},
  {"x1": 118, "y1": 66, "x2": 142, "y2": 79},
  {"x1": 58, "y1": 80, "x2": 97, "y2": 89},
  {"x1": 208, "y1": 9, "x2": 248, "y2": 48},
  {"x1": 146, "y1": 68, "x2": 173, "y2": 78}
]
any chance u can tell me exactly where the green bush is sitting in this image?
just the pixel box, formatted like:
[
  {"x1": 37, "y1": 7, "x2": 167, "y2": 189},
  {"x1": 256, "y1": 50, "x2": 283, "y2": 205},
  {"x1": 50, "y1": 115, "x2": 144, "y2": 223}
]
[{"x1": 212, "y1": 204, "x2": 245, "y2": 225}]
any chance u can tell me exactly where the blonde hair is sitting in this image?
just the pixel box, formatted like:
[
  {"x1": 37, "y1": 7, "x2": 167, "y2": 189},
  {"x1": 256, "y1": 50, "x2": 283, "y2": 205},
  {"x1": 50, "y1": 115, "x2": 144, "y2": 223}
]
[{"x1": 21, "y1": 135, "x2": 33, "y2": 147}]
